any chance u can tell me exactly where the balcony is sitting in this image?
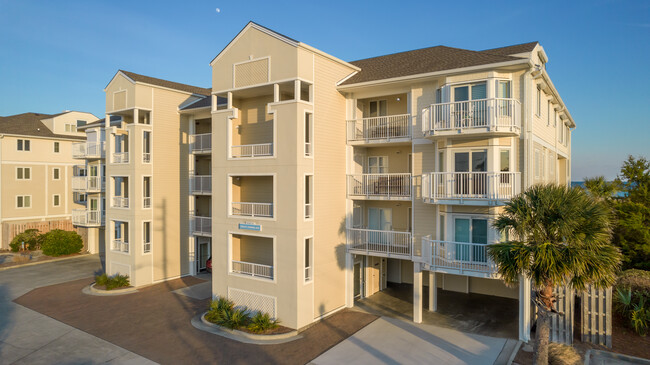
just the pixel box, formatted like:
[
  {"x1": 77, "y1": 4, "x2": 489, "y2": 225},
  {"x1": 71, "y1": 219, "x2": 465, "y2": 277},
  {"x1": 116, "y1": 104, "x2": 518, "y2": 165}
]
[
  {"x1": 72, "y1": 142, "x2": 105, "y2": 159},
  {"x1": 112, "y1": 197, "x2": 129, "y2": 208},
  {"x1": 143, "y1": 197, "x2": 151, "y2": 209},
  {"x1": 190, "y1": 133, "x2": 211, "y2": 154},
  {"x1": 231, "y1": 261, "x2": 274, "y2": 280},
  {"x1": 191, "y1": 215, "x2": 211, "y2": 236},
  {"x1": 231, "y1": 143, "x2": 273, "y2": 158},
  {"x1": 71, "y1": 209, "x2": 104, "y2": 227},
  {"x1": 347, "y1": 173, "x2": 411, "y2": 200},
  {"x1": 347, "y1": 114, "x2": 411, "y2": 145},
  {"x1": 72, "y1": 176, "x2": 104, "y2": 193},
  {"x1": 190, "y1": 175, "x2": 212, "y2": 195},
  {"x1": 419, "y1": 236, "x2": 497, "y2": 278},
  {"x1": 112, "y1": 152, "x2": 129, "y2": 164},
  {"x1": 231, "y1": 202, "x2": 273, "y2": 218},
  {"x1": 346, "y1": 228, "x2": 411, "y2": 259},
  {"x1": 422, "y1": 98, "x2": 520, "y2": 137},
  {"x1": 111, "y1": 239, "x2": 129, "y2": 253},
  {"x1": 422, "y1": 172, "x2": 520, "y2": 205},
  {"x1": 143, "y1": 153, "x2": 151, "y2": 163}
]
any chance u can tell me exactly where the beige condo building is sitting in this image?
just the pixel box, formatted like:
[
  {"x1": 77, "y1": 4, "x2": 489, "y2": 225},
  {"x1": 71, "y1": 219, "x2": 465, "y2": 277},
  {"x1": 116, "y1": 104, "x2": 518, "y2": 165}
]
[
  {"x1": 0, "y1": 111, "x2": 98, "y2": 249},
  {"x1": 80, "y1": 22, "x2": 574, "y2": 340}
]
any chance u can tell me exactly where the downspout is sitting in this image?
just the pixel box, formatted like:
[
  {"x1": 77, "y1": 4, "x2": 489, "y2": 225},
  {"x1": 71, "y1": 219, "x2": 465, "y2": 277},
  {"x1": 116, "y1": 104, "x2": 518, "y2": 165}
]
[{"x1": 523, "y1": 62, "x2": 535, "y2": 189}]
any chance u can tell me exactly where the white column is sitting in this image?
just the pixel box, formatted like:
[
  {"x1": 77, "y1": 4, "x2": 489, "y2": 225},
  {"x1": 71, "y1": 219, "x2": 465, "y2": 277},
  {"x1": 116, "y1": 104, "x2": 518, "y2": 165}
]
[
  {"x1": 227, "y1": 92, "x2": 233, "y2": 110},
  {"x1": 413, "y1": 263, "x2": 423, "y2": 323},
  {"x1": 345, "y1": 253, "x2": 354, "y2": 307},
  {"x1": 519, "y1": 275, "x2": 532, "y2": 342},
  {"x1": 273, "y1": 84, "x2": 279, "y2": 103},
  {"x1": 429, "y1": 271, "x2": 437, "y2": 312},
  {"x1": 294, "y1": 79, "x2": 301, "y2": 101}
]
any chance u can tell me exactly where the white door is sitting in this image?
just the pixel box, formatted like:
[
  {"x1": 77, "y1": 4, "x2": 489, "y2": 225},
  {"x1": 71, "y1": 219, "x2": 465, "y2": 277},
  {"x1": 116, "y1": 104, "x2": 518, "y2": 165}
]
[
  {"x1": 197, "y1": 238, "x2": 210, "y2": 271},
  {"x1": 368, "y1": 208, "x2": 392, "y2": 231}
]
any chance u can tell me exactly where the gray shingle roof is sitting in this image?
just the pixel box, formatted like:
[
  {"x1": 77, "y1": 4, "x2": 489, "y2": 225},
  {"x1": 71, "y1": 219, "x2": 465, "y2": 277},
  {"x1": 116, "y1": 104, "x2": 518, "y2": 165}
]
[
  {"x1": 119, "y1": 70, "x2": 211, "y2": 96},
  {"x1": 480, "y1": 42, "x2": 539, "y2": 56},
  {"x1": 340, "y1": 44, "x2": 532, "y2": 86},
  {"x1": 0, "y1": 113, "x2": 86, "y2": 140}
]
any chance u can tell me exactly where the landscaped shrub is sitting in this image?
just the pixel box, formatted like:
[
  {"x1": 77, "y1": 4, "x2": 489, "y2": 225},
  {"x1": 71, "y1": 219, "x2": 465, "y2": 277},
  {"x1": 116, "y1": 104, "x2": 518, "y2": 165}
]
[
  {"x1": 9, "y1": 229, "x2": 42, "y2": 252},
  {"x1": 615, "y1": 270, "x2": 650, "y2": 336},
  {"x1": 548, "y1": 342, "x2": 581, "y2": 365},
  {"x1": 41, "y1": 230, "x2": 83, "y2": 256},
  {"x1": 94, "y1": 273, "x2": 130, "y2": 290},
  {"x1": 617, "y1": 269, "x2": 650, "y2": 297},
  {"x1": 247, "y1": 312, "x2": 279, "y2": 333},
  {"x1": 205, "y1": 297, "x2": 234, "y2": 324}
]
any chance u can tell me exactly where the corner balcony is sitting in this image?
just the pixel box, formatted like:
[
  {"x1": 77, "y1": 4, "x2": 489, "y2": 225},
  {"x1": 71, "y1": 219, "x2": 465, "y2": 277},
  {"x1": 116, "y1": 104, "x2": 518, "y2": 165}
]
[
  {"x1": 418, "y1": 236, "x2": 497, "y2": 278},
  {"x1": 346, "y1": 228, "x2": 412, "y2": 259},
  {"x1": 191, "y1": 215, "x2": 211, "y2": 237},
  {"x1": 72, "y1": 176, "x2": 105, "y2": 193},
  {"x1": 346, "y1": 114, "x2": 411, "y2": 145},
  {"x1": 112, "y1": 152, "x2": 129, "y2": 164},
  {"x1": 347, "y1": 173, "x2": 411, "y2": 200},
  {"x1": 71, "y1": 209, "x2": 104, "y2": 227},
  {"x1": 231, "y1": 143, "x2": 273, "y2": 158},
  {"x1": 190, "y1": 133, "x2": 211, "y2": 154},
  {"x1": 190, "y1": 175, "x2": 212, "y2": 195},
  {"x1": 111, "y1": 239, "x2": 129, "y2": 253},
  {"x1": 112, "y1": 197, "x2": 129, "y2": 208},
  {"x1": 422, "y1": 172, "x2": 520, "y2": 205},
  {"x1": 231, "y1": 202, "x2": 273, "y2": 218},
  {"x1": 231, "y1": 261, "x2": 274, "y2": 280},
  {"x1": 422, "y1": 98, "x2": 520, "y2": 138},
  {"x1": 72, "y1": 142, "x2": 105, "y2": 159}
]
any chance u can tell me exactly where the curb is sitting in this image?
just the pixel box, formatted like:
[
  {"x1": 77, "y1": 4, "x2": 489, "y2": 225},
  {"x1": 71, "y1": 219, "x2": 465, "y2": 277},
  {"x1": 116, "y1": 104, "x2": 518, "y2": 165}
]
[
  {"x1": 82, "y1": 283, "x2": 139, "y2": 296},
  {"x1": 584, "y1": 349, "x2": 650, "y2": 365},
  {"x1": 0, "y1": 253, "x2": 91, "y2": 272},
  {"x1": 191, "y1": 312, "x2": 302, "y2": 345}
]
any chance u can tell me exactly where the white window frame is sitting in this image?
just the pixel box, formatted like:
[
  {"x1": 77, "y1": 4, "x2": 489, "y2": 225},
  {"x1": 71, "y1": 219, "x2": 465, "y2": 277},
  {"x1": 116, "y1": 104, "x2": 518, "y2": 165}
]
[
  {"x1": 53, "y1": 167, "x2": 61, "y2": 180},
  {"x1": 304, "y1": 111, "x2": 314, "y2": 158},
  {"x1": 547, "y1": 101, "x2": 551, "y2": 126},
  {"x1": 16, "y1": 195, "x2": 32, "y2": 208},
  {"x1": 367, "y1": 156, "x2": 388, "y2": 174},
  {"x1": 16, "y1": 167, "x2": 31, "y2": 180},
  {"x1": 53, "y1": 194, "x2": 61, "y2": 207},
  {"x1": 534, "y1": 148, "x2": 542, "y2": 179},
  {"x1": 536, "y1": 87, "x2": 542, "y2": 116},
  {"x1": 304, "y1": 174, "x2": 314, "y2": 221},
  {"x1": 54, "y1": 141, "x2": 60, "y2": 153},
  {"x1": 111, "y1": 220, "x2": 130, "y2": 254},
  {"x1": 17, "y1": 139, "x2": 30, "y2": 151},
  {"x1": 227, "y1": 231, "x2": 277, "y2": 283},
  {"x1": 143, "y1": 221, "x2": 152, "y2": 254},
  {"x1": 304, "y1": 236, "x2": 313, "y2": 283}
]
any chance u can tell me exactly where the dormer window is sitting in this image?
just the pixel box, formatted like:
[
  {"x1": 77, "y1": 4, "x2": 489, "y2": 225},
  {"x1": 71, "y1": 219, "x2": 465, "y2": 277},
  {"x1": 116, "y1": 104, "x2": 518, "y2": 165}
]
[{"x1": 65, "y1": 124, "x2": 77, "y2": 133}]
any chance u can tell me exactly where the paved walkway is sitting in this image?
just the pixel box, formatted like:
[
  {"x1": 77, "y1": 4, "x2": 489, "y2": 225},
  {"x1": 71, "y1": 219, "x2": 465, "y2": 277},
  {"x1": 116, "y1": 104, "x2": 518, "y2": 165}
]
[
  {"x1": 0, "y1": 255, "x2": 154, "y2": 365},
  {"x1": 312, "y1": 316, "x2": 511, "y2": 365}
]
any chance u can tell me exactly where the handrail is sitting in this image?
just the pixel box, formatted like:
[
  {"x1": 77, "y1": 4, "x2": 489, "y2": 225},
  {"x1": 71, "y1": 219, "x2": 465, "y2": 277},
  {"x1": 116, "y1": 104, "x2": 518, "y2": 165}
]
[
  {"x1": 231, "y1": 202, "x2": 273, "y2": 218},
  {"x1": 422, "y1": 171, "x2": 520, "y2": 202},
  {"x1": 190, "y1": 133, "x2": 212, "y2": 153},
  {"x1": 346, "y1": 228, "x2": 412, "y2": 256},
  {"x1": 420, "y1": 236, "x2": 496, "y2": 275},
  {"x1": 231, "y1": 260, "x2": 273, "y2": 279},
  {"x1": 347, "y1": 173, "x2": 412, "y2": 199},
  {"x1": 347, "y1": 114, "x2": 412, "y2": 142},
  {"x1": 231, "y1": 143, "x2": 273, "y2": 158},
  {"x1": 422, "y1": 98, "x2": 520, "y2": 135}
]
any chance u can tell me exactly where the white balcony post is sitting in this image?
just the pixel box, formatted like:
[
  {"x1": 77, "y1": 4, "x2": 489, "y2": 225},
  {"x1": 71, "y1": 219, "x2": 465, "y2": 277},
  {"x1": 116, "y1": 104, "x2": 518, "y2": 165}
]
[
  {"x1": 519, "y1": 275, "x2": 532, "y2": 342},
  {"x1": 345, "y1": 252, "x2": 354, "y2": 308},
  {"x1": 413, "y1": 264, "x2": 423, "y2": 323},
  {"x1": 429, "y1": 271, "x2": 437, "y2": 312}
]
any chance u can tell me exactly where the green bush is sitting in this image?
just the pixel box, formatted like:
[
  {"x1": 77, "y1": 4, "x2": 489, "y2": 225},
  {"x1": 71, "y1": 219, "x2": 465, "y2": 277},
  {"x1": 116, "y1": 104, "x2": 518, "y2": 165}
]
[
  {"x1": 9, "y1": 229, "x2": 42, "y2": 252},
  {"x1": 247, "y1": 312, "x2": 279, "y2": 333},
  {"x1": 41, "y1": 230, "x2": 83, "y2": 256},
  {"x1": 95, "y1": 273, "x2": 109, "y2": 286},
  {"x1": 94, "y1": 273, "x2": 130, "y2": 290},
  {"x1": 617, "y1": 269, "x2": 650, "y2": 296},
  {"x1": 205, "y1": 297, "x2": 253, "y2": 330},
  {"x1": 548, "y1": 342, "x2": 581, "y2": 365},
  {"x1": 615, "y1": 274, "x2": 650, "y2": 336}
]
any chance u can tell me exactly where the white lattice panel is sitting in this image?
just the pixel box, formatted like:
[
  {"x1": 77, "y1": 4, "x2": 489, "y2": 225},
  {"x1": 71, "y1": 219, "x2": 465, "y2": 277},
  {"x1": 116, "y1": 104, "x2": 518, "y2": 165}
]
[{"x1": 228, "y1": 288, "x2": 277, "y2": 319}]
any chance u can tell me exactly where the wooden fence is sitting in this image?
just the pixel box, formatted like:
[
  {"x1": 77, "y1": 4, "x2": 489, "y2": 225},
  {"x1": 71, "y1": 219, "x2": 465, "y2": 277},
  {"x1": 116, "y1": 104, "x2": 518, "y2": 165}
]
[
  {"x1": 550, "y1": 285, "x2": 575, "y2": 345},
  {"x1": 581, "y1": 285, "x2": 612, "y2": 348},
  {"x1": 2, "y1": 219, "x2": 88, "y2": 250}
]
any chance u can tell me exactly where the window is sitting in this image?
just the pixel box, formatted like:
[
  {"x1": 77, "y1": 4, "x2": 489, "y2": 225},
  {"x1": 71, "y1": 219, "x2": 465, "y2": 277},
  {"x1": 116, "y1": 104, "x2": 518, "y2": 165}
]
[
  {"x1": 369, "y1": 100, "x2": 387, "y2": 117},
  {"x1": 304, "y1": 237, "x2": 313, "y2": 282},
  {"x1": 17, "y1": 195, "x2": 31, "y2": 208},
  {"x1": 143, "y1": 177, "x2": 151, "y2": 208},
  {"x1": 553, "y1": 109, "x2": 558, "y2": 127},
  {"x1": 143, "y1": 131, "x2": 151, "y2": 163},
  {"x1": 143, "y1": 221, "x2": 151, "y2": 253},
  {"x1": 439, "y1": 214, "x2": 446, "y2": 241},
  {"x1": 454, "y1": 217, "x2": 489, "y2": 262},
  {"x1": 16, "y1": 167, "x2": 31, "y2": 180},
  {"x1": 435, "y1": 88, "x2": 442, "y2": 104},
  {"x1": 500, "y1": 149, "x2": 511, "y2": 183},
  {"x1": 496, "y1": 80, "x2": 511, "y2": 98},
  {"x1": 305, "y1": 175, "x2": 313, "y2": 219},
  {"x1": 534, "y1": 148, "x2": 542, "y2": 179},
  {"x1": 547, "y1": 101, "x2": 551, "y2": 126},
  {"x1": 112, "y1": 221, "x2": 129, "y2": 253},
  {"x1": 548, "y1": 153, "x2": 555, "y2": 180},
  {"x1": 73, "y1": 192, "x2": 86, "y2": 203},
  {"x1": 17, "y1": 139, "x2": 30, "y2": 151},
  {"x1": 65, "y1": 124, "x2": 77, "y2": 133},
  {"x1": 54, "y1": 142, "x2": 60, "y2": 153},
  {"x1": 53, "y1": 168, "x2": 60, "y2": 180},
  {"x1": 367, "y1": 156, "x2": 387, "y2": 173},
  {"x1": 536, "y1": 87, "x2": 542, "y2": 116},
  {"x1": 53, "y1": 194, "x2": 60, "y2": 207},
  {"x1": 304, "y1": 113, "x2": 313, "y2": 157}
]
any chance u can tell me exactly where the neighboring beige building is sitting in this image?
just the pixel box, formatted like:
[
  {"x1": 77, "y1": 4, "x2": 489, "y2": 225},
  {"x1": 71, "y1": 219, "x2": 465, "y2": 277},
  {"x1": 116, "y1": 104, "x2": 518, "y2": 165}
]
[
  {"x1": 0, "y1": 111, "x2": 98, "y2": 249},
  {"x1": 80, "y1": 22, "x2": 574, "y2": 340}
]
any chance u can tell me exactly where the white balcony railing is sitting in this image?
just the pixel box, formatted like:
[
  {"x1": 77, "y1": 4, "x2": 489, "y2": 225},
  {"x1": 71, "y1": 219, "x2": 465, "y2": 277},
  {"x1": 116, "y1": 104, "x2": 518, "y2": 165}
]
[
  {"x1": 231, "y1": 260, "x2": 273, "y2": 280},
  {"x1": 112, "y1": 152, "x2": 129, "y2": 164},
  {"x1": 72, "y1": 176, "x2": 104, "y2": 192},
  {"x1": 231, "y1": 202, "x2": 273, "y2": 218},
  {"x1": 422, "y1": 98, "x2": 520, "y2": 135},
  {"x1": 347, "y1": 114, "x2": 411, "y2": 142},
  {"x1": 346, "y1": 228, "x2": 412, "y2": 257},
  {"x1": 71, "y1": 209, "x2": 104, "y2": 226},
  {"x1": 72, "y1": 142, "x2": 105, "y2": 159},
  {"x1": 422, "y1": 172, "x2": 520, "y2": 203},
  {"x1": 190, "y1": 175, "x2": 212, "y2": 195},
  {"x1": 305, "y1": 266, "x2": 312, "y2": 281},
  {"x1": 420, "y1": 236, "x2": 496, "y2": 276},
  {"x1": 347, "y1": 173, "x2": 412, "y2": 199},
  {"x1": 112, "y1": 239, "x2": 129, "y2": 253},
  {"x1": 143, "y1": 197, "x2": 151, "y2": 209},
  {"x1": 143, "y1": 153, "x2": 151, "y2": 163},
  {"x1": 231, "y1": 143, "x2": 273, "y2": 158},
  {"x1": 190, "y1": 133, "x2": 212, "y2": 154},
  {"x1": 112, "y1": 197, "x2": 129, "y2": 208},
  {"x1": 305, "y1": 203, "x2": 313, "y2": 219},
  {"x1": 191, "y1": 215, "x2": 211, "y2": 236},
  {"x1": 305, "y1": 142, "x2": 312, "y2": 157}
]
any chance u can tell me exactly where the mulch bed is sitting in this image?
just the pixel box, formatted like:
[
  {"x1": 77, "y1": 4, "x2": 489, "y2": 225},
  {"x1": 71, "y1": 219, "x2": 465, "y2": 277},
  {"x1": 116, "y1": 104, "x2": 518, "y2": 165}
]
[
  {"x1": 15, "y1": 276, "x2": 378, "y2": 365},
  {"x1": 0, "y1": 251, "x2": 84, "y2": 269},
  {"x1": 513, "y1": 314, "x2": 650, "y2": 364}
]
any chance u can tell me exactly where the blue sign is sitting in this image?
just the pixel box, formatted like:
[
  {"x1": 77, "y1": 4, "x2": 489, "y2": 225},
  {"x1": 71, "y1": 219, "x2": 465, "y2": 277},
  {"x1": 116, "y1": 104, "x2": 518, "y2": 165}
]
[{"x1": 239, "y1": 223, "x2": 261, "y2": 231}]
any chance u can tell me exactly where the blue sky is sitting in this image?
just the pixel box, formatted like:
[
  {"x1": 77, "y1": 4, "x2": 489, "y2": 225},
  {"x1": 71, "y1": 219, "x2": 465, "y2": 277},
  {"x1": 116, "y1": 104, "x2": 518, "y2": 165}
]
[{"x1": 1, "y1": 0, "x2": 648, "y2": 179}]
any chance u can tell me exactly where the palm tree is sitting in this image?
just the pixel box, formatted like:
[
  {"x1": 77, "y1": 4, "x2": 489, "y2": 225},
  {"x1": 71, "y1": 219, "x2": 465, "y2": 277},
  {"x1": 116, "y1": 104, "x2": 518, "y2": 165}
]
[
  {"x1": 488, "y1": 184, "x2": 621, "y2": 365},
  {"x1": 582, "y1": 176, "x2": 620, "y2": 201}
]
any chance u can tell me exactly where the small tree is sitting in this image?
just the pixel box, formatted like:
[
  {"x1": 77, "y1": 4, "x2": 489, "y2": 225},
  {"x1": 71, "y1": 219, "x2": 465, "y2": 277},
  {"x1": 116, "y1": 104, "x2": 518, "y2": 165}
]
[
  {"x1": 488, "y1": 184, "x2": 621, "y2": 365},
  {"x1": 41, "y1": 230, "x2": 83, "y2": 256},
  {"x1": 9, "y1": 229, "x2": 43, "y2": 252}
]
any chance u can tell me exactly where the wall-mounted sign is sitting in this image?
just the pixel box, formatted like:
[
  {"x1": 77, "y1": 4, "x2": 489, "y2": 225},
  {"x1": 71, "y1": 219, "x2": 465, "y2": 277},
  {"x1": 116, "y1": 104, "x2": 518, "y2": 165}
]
[{"x1": 238, "y1": 223, "x2": 261, "y2": 231}]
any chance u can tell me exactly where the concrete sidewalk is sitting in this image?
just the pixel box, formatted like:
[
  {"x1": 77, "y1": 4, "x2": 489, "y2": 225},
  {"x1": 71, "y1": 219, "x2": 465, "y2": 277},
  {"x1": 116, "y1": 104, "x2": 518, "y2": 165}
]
[{"x1": 312, "y1": 316, "x2": 512, "y2": 365}]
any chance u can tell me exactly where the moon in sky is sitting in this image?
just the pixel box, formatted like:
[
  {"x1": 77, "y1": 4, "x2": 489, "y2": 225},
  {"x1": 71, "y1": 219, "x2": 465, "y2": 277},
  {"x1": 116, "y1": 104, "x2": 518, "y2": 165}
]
[{"x1": 216, "y1": 8, "x2": 221, "y2": 13}]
